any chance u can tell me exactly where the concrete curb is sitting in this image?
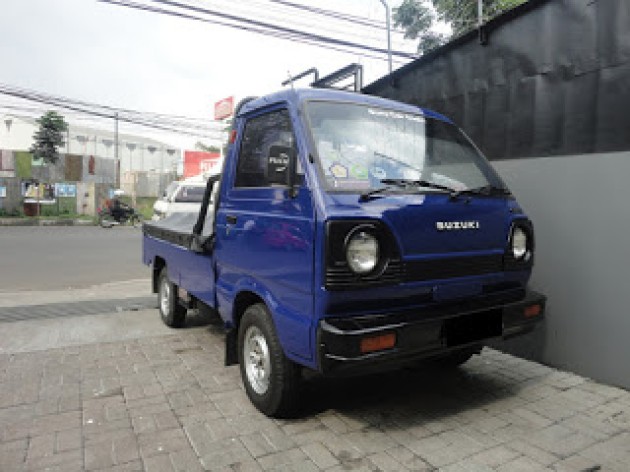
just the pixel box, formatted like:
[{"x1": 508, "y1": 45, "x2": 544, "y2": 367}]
[{"x1": 0, "y1": 218, "x2": 95, "y2": 226}]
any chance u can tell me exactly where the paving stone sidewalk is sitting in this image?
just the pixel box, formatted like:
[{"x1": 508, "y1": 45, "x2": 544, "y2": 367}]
[{"x1": 1, "y1": 325, "x2": 629, "y2": 472}]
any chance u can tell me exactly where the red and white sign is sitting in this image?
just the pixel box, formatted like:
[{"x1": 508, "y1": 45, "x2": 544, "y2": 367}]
[
  {"x1": 183, "y1": 151, "x2": 221, "y2": 178},
  {"x1": 214, "y1": 96, "x2": 234, "y2": 121}
]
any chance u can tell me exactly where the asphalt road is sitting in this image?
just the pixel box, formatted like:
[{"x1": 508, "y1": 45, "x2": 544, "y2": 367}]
[{"x1": 0, "y1": 226, "x2": 150, "y2": 291}]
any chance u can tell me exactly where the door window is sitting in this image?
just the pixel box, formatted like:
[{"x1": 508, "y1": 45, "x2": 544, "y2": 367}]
[{"x1": 235, "y1": 109, "x2": 297, "y2": 188}]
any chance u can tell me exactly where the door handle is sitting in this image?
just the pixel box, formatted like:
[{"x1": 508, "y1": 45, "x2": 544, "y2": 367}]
[{"x1": 226, "y1": 215, "x2": 237, "y2": 225}]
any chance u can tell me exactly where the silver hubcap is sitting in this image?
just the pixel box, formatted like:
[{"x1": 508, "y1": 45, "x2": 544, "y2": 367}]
[
  {"x1": 160, "y1": 278, "x2": 170, "y2": 316},
  {"x1": 244, "y1": 326, "x2": 271, "y2": 395}
]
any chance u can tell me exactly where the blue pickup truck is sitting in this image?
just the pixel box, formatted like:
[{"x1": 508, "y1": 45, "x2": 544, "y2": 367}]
[{"x1": 143, "y1": 88, "x2": 545, "y2": 417}]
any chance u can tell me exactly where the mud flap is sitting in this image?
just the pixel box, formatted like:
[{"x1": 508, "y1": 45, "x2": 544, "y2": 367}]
[{"x1": 225, "y1": 329, "x2": 238, "y2": 366}]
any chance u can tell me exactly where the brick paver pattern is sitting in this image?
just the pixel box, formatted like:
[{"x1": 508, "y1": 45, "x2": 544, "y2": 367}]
[{"x1": 1, "y1": 328, "x2": 629, "y2": 471}]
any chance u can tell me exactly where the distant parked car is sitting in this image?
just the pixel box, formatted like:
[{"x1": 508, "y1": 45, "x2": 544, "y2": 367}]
[{"x1": 152, "y1": 176, "x2": 209, "y2": 221}]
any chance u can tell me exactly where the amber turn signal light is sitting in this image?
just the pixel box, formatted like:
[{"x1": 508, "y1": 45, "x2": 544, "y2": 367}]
[
  {"x1": 524, "y1": 304, "x2": 542, "y2": 318},
  {"x1": 360, "y1": 333, "x2": 396, "y2": 354}
]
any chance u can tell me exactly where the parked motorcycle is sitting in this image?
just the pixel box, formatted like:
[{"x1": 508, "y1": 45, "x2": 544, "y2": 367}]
[{"x1": 98, "y1": 204, "x2": 143, "y2": 228}]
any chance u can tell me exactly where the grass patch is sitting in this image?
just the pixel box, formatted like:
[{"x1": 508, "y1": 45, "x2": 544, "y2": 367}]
[{"x1": 119, "y1": 196, "x2": 157, "y2": 220}]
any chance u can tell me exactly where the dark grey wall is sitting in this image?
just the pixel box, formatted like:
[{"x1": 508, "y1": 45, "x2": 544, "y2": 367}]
[
  {"x1": 492, "y1": 152, "x2": 630, "y2": 389},
  {"x1": 364, "y1": 0, "x2": 630, "y2": 160}
]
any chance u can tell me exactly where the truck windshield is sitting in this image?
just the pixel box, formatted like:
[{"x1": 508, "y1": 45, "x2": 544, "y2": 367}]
[{"x1": 305, "y1": 101, "x2": 506, "y2": 194}]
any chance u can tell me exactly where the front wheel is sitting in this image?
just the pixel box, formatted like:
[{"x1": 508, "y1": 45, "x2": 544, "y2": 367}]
[
  {"x1": 238, "y1": 304, "x2": 300, "y2": 417},
  {"x1": 131, "y1": 214, "x2": 144, "y2": 228},
  {"x1": 98, "y1": 212, "x2": 115, "y2": 228},
  {"x1": 157, "y1": 268, "x2": 186, "y2": 328}
]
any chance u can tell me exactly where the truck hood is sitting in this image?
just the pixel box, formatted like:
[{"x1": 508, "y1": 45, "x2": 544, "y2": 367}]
[{"x1": 322, "y1": 193, "x2": 513, "y2": 256}]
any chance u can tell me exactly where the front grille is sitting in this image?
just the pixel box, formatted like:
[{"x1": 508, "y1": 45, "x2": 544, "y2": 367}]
[
  {"x1": 325, "y1": 258, "x2": 403, "y2": 290},
  {"x1": 325, "y1": 254, "x2": 505, "y2": 290},
  {"x1": 404, "y1": 254, "x2": 504, "y2": 283}
]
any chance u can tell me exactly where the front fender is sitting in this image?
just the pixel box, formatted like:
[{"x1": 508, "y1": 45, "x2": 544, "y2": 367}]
[{"x1": 218, "y1": 276, "x2": 314, "y2": 367}]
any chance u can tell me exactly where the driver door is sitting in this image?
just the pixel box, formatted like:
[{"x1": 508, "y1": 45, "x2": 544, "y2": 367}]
[{"x1": 215, "y1": 106, "x2": 315, "y2": 361}]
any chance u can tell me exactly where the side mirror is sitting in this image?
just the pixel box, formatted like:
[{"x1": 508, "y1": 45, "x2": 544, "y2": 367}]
[{"x1": 266, "y1": 145, "x2": 295, "y2": 187}]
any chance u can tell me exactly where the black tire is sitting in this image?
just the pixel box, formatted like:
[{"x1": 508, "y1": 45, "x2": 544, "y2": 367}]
[
  {"x1": 238, "y1": 303, "x2": 301, "y2": 417},
  {"x1": 432, "y1": 346, "x2": 479, "y2": 368},
  {"x1": 98, "y1": 213, "x2": 114, "y2": 228},
  {"x1": 131, "y1": 214, "x2": 143, "y2": 228},
  {"x1": 157, "y1": 268, "x2": 186, "y2": 328}
]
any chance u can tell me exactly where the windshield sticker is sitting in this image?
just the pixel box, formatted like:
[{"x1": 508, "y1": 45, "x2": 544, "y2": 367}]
[
  {"x1": 370, "y1": 166, "x2": 386, "y2": 180},
  {"x1": 367, "y1": 108, "x2": 425, "y2": 123},
  {"x1": 349, "y1": 164, "x2": 369, "y2": 179},
  {"x1": 329, "y1": 163, "x2": 349, "y2": 179}
]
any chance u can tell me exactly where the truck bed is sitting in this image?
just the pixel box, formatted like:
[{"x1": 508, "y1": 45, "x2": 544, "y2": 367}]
[
  {"x1": 143, "y1": 211, "x2": 217, "y2": 308},
  {"x1": 143, "y1": 212, "x2": 199, "y2": 248}
]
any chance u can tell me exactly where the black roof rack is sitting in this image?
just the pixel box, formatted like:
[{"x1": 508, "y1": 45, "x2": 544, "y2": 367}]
[{"x1": 283, "y1": 64, "x2": 363, "y2": 92}]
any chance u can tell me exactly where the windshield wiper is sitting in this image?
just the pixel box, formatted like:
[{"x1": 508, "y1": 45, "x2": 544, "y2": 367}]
[
  {"x1": 359, "y1": 180, "x2": 408, "y2": 202},
  {"x1": 383, "y1": 178, "x2": 455, "y2": 193},
  {"x1": 450, "y1": 185, "x2": 512, "y2": 198},
  {"x1": 359, "y1": 178, "x2": 452, "y2": 202},
  {"x1": 359, "y1": 180, "x2": 511, "y2": 202}
]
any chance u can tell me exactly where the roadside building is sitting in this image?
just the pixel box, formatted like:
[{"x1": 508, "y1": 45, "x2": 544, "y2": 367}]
[{"x1": 0, "y1": 113, "x2": 180, "y2": 214}]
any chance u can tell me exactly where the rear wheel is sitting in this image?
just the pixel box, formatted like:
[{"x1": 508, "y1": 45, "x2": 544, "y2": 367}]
[
  {"x1": 238, "y1": 303, "x2": 300, "y2": 417},
  {"x1": 157, "y1": 268, "x2": 186, "y2": 328}
]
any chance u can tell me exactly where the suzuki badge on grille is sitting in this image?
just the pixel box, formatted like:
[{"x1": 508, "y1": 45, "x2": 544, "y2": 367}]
[{"x1": 436, "y1": 221, "x2": 480, "y2": 231}]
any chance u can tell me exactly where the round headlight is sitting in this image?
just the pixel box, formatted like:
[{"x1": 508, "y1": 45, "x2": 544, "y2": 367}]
[
  {"x1": 346, "y1": 231, "x2": 379, "y2": 274},
  {"x1": 512, "y1": 227, "x2": 528, "y2": 259}
]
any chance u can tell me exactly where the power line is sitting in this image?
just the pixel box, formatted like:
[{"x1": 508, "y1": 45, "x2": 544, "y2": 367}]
[
  {"x1": 97, "y1": 0, "x2": 416, "y2": 61},
  {"x1": 0, "y1": 85, "x2": 224, "y2": 140},
  {"x1": 145, "y1": 0, "x2": 415, "y2": 58},
  {"x1": 100, "y1": 0, "x2": 404, "y2": 64},
  {"x1": 261, "y1": 0, "x2": 407, "y2": 34},
  {"x1": 0, "y1": 83, "x2": 221, "y2": 127},
  {"x1": 197, "y1": 0, "x2": 409, "y2": 46},
  {"x1": 0, "y1": 84, "x2": 221, "y2": 129}
]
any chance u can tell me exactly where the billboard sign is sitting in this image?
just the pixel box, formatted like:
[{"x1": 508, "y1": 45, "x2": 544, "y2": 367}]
[
  {"x1": 183, "y1": 151, "x2": 221, "y2": 178},
  {"x1": 54, "y1": 183, "x2": 77, "y2": 197},
  {"x1": 214, "y1": 96, "x2": 234, "y2": 121}
]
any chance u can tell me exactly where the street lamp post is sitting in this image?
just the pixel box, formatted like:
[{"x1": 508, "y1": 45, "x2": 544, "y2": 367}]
[
  {"x1": 102, "y1": 139, "x2": 114, "y2": 184},
  {"x1": 126, "y1": 142, "x2": 137, "y2": 207},
  {"x1": 114, "y1": 112, "x2": 119, "y2": 188},
  {"x1": 379, "y1": 0, "x2": 393, "y2": 74},
  {"x1": 166, "y1": 149, "x2": 176, "y2": 178},
  {"x1": 477, "y1": 0, "x2": 483, "y2": 27}
]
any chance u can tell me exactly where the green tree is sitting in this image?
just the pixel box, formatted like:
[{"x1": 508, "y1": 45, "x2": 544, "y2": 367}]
[
  {"x1": 394, "y1": 0, "x2": 445, "y2": 54},
  {"x1": 30, "y1": 111, "x2": 68, "y2": 165},
  {"x1": 394, "y1": 0, "x2": 527, "y2": 53},
  {"x1": 194, "y1": 141, "x2": 221, "y2": 153}
]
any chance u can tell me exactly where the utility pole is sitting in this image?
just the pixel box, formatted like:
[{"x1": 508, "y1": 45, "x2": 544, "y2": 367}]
[
  {"x1": 114, "y1": 112, "x2": 119, "y2": 189},
  {"x1": 379, "y1": 0, "x2": 393, "y2": 74},
  {"x1": 477, "y1": 0, "x2": 483, "y2": 27},
  {"x1": 126, "y1": 143, "x2": 137, "y2": 208}
]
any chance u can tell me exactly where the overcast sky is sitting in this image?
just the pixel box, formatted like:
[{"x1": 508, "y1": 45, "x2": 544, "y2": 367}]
[{"x1": 0, "y1": 0, "x2": 421, "y2": 149}]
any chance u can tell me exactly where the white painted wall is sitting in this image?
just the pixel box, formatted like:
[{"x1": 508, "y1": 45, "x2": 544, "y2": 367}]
[{"x1": 493, "y1": 151, "x2": 630, "y2": 389}]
